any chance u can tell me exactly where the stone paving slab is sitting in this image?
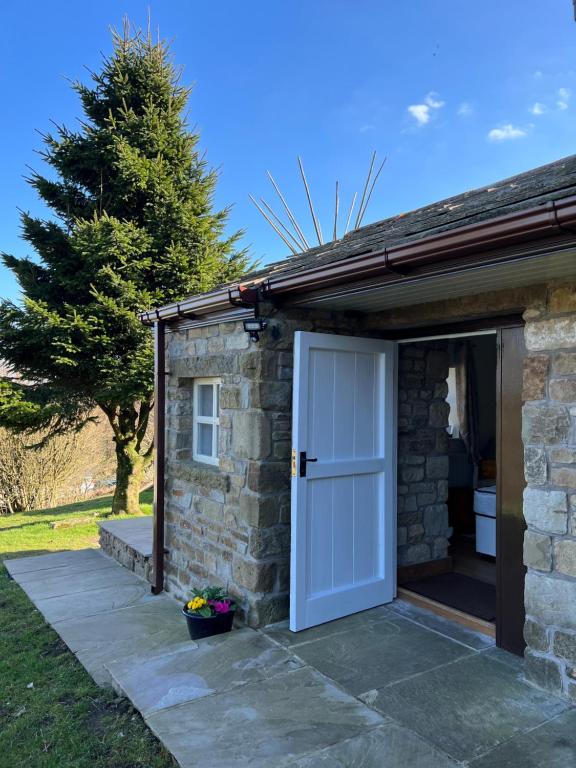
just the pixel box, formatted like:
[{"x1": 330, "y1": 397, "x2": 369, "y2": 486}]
[
  {"x1": 368, "y1": 652, "x2": 569, "y2": 763},
  {"x1": 287, "y1": 722, "x2": 459, "y2": 768},
  {"x1": 53, "y1": 597, "x2": 185, "y2": 654},
  {"x1": 33, "y1": 580, "x2": 157, "y2": 624},
  {"x1": 469, "y1": 708, "x2": 576, "y2": 767},
  {"x1": 7, "y1": 555, "x2": 116, "y2": 583},
  {"x1": 145, "y1": 667, "x2": 386, "y2": 768},
  {"x1": 262, "y1": 605, "x2": 392, "y2": 648},
  {"x1": 107, "y1": 628, "x2": 302, "y2": 715},
  {"x1": 98, "y1": 517, "x2": 153, "y2": 555},
  {"x1": 387, "y1": 598, "x2": 496, "y2": 651},
  {"x1": 77, "y1": 624, "x2": 195, "y2": 687},
  {"x1": 16, "y1": 563, "x2": 141, "y2": 601},
  {"x1": 5, "y1": 548, "x2": 104, "y2": 575},
  {"x1": 289, "y1": 613, "x2": 475, "y2": 696}
]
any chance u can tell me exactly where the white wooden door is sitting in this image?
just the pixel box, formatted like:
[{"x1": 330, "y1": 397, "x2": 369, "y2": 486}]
[{"x1": 290, "y1": 331, "x2": 397, "y2": 631}]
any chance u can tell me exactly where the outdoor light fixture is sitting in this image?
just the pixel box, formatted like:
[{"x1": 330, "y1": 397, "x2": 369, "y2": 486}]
[{"x1": 243, "y1": 317, "x2": 268, "y2": 342}]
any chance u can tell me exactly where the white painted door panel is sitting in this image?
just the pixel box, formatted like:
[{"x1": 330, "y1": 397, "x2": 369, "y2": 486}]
[{"x1": 290, "y1": 332, "x2": 397, "y2": 631}]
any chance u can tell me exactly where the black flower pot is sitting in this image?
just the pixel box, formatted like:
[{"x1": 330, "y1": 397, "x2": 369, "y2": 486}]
[{"x1": 182, "y1": 604, "x2": 235, "y2": 640}]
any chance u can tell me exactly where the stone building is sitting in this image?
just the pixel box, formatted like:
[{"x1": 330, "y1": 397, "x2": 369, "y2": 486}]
[{"x1": 142, "y1": 155, "x2": 576, "y2": 701}]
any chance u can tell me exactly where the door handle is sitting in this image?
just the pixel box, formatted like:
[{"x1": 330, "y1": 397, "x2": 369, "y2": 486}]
[{"x1": 299, "y1": 451, "x2": 318, "y2": 477}]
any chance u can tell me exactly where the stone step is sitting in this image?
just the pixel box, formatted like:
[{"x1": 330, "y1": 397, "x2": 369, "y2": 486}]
[{"x1": 98, "y1": 517, "x2": 154, "y2": 582}]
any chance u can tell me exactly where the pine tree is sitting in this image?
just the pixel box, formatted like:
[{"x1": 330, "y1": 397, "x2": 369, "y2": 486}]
[{"x1": 0, "y1": 21, "x2": 250, "y2": 514}]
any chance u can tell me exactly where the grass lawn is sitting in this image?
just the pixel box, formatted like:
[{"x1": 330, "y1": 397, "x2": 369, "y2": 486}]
[
  {"x1": 0, "y1": 487, "x2": 153, "y2": 561},
  {"x1": 0, "y1": 489, "x2": 176, "y2": 768}
]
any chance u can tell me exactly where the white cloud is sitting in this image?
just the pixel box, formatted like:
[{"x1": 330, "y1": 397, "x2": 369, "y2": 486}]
[
  {"x1": 557, "y1": 87, "x2": 571, "y2": 110},
  {"x1": 534, "y1": 70, "x2": 544, "y2": 80},
  {"x1": 487, "y1": 124, "x2": 527, "y2": 141},
  {"x1": 530, "y1": 102, "x2": 547, "y2": 115},
  {"x1": 457, "y1": 102, "x2": 473, "y2": 116},
  {"x1": 425, "y1": 92, "x2": 445, "y2": 109},
  {"x1": 407, "y1": 92, "x2": 444, "y2": 126},
  {"x1": 408, "y1": 104, "x2": 431, "y2": 125}
]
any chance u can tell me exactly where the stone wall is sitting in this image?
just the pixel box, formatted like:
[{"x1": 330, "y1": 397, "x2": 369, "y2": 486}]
[
  {"x1": 397, "y1": 342, "x2": 451, "y2": 566},
  {"x1": 522, "y1": 283, "x2": 576, "y2": 702},
  {"x1": 163, "y1": 308, "x2": 360, "y2": 626}
]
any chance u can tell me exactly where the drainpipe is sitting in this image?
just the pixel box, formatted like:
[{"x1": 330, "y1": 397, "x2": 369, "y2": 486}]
[{"x1": 151, "y1": 318, "x2": 166, "y2": 595}]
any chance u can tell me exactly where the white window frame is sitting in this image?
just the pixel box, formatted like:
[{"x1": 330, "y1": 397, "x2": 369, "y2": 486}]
[{"x1": 192, "y1": 377, "x2": 221, "y2": 465}]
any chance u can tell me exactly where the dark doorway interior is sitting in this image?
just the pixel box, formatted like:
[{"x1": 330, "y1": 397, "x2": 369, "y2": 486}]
[{"x1": 399, "y1": 333, "x2": 498, "y2": 626}]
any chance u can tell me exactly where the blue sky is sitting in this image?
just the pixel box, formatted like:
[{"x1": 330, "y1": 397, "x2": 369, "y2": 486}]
[{"x1": 1, "y1": 1, "x2": 575, "y2": 301}]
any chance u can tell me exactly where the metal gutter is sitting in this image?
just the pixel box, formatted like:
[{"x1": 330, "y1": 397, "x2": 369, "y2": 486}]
[{"x1": 262, "y1": 197, "x2": 576, "y2": 297}]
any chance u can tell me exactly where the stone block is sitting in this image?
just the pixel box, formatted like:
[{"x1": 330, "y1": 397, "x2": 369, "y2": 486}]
[
  {"x1": 423, "y1": 504, "x2": 449, "y2": 536},
  {"x1": 232, "y1": 559, "x2": 276, "y2": 592},
  {"x1": 549, "y1": 447, "x2": 576, "y2": 464},
  {"x1": 247, "y1": 461, "x2": 290, "y2": 493},
  {"x1": 429, "y1": 401, "x2": 450, "y2": 428},
  {"x1": 551, "y1": 467, "x2": 576, "y2": 488},
  {"x1": 524, "y1": 618, "x2": 550, "y2": 652},
  {"x1": 525, "y1": 317, "x2": 576, "y2": 351},
  {"x1": 425, "y1": 350, "x2": 449, "y2": 381},
  {"x1": 434, "y1": 382, "x2": 449, "y2": 399},
  {"x1": 522, "y1": 355, "x2": 549, "y2": 401},
  {"x1": 239, "y1": 494, "x2": 279, "y2": 528},
  {"x1": 408, "y1": 523, "x2": 425, "y2": 543},
  {"x1": 553, "y1": 352, "x2": 576, "y2": 375},
  {"x1": 426, "y1": 456, "x2": 449, "y2": 480},
  {"x1": 436, "y1": 480, "x2": 449, "y2": 503},
  {"x1": 232, "y1": 412, "x2": 271, "y2": 460},
  {"x1": 523, "y1": 488, "x2": 568, "y2": 534},
  {"x1": 249, "y1": 381, "x2": 292, "y2": 412},
  {"x1": 524, "y1": 650, "x2": 564, "y2": 696},
  {"x1": 523, "y1": 530, "x2": 552, "y2": 571},
  {"x1": 525, "y1": 571, "x2": 576, "y2": 630},
  {"x1": 552, "y1": 630, "x2": 576, "y2": 664},
  {"x1": 399, "y1": 543, "x2": 430, "y2": 565},
  {"x1": 549, "y1": 285, "x2": 576, "y2": 314},
  {"x1": 248, "y1": 526, "x2": 291, "y2": 559},
  {"x1": 247, "y1": 594, "x2": 289, "y2": 627},
  {"x1": 555, "y1": 539, "x2": 576, "y2": 578},
  {"x1": 522, "y1": 404, "x2": 571, "y2": 444},
  {"x1": 220, "y1": 386, "x2": 241, "y2": 409},
  {"x1": 524, "y1": 447, "x2": 547, "y2": 485},
  {"x1": 401, "y1": 466, "x2": 425, "y2": 483},
  {"x1": 397, "y1": 526, "x2": 408, "y2": 546},
  {"x1": 549, "y1": 378, "x2": 576, "y2": 403}
]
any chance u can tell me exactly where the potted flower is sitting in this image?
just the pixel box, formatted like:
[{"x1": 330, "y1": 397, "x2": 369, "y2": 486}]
[{"x1": 182, "y1": 587, "x2": 236, "y2": 640}]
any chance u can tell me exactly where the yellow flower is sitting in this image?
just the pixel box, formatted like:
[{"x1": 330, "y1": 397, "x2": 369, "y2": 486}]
[{"x1": 187, "y1": 597, "x2": 207, "y2": 611}]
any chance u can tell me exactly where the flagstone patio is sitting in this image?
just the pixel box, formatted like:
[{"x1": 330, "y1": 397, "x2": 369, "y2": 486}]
[{"x1": 5, "y1": 548, "x2": 576, "y2": 767}]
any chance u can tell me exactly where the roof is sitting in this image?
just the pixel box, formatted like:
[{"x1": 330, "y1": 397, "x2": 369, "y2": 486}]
[
  {"x1": 243, "y1": 153, "x2": 576, "y2": 284},
  {"x1": 142, "y1": 154, "x2": 576, "y2": 322}
]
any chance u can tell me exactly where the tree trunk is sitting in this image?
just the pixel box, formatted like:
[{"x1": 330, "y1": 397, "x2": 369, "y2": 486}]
[{"x1": 111, "y1": 439, "x2": 146, "y2": 515}]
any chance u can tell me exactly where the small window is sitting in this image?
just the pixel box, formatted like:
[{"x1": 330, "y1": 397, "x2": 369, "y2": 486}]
[{"x1": 193, "y1": 378, "x2": 221, "y2": 465}]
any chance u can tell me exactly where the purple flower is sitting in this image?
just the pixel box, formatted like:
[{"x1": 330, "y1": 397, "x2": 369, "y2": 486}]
[{"x1": 213, "y1": 600, "x2": 231, "y2": 614}]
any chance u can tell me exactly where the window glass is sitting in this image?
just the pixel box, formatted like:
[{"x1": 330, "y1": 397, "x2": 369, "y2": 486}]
[
  {"x1": 198, "y1": 384, "x2": 214, "y2": 417},
  {"x1": 197, "y1": 422, "x2": 213, "y2": 456}
]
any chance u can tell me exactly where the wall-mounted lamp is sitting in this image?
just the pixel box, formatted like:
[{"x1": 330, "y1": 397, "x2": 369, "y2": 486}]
[{"x1": 243, "y1": 317, "x2": 268, "y2": 343}]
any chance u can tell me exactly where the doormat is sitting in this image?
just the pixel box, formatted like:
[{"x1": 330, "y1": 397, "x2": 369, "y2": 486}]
[{"x1": 402, "y1": 572, "x2": 496, "y2": 622}]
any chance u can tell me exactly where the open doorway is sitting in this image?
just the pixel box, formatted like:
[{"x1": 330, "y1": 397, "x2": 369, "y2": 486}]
[{"x1": 396, "y1": 332, "x2": 499, "y2": 635}]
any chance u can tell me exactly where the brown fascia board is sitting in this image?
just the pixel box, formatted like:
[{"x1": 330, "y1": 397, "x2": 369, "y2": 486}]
[{"x1": 140, "y1": 196, "x2": 576, "y2": 322}]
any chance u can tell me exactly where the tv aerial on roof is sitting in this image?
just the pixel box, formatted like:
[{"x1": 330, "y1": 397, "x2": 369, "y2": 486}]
[{"x1": 250, "y1": 151, "x2": 386, "y2": 256}]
